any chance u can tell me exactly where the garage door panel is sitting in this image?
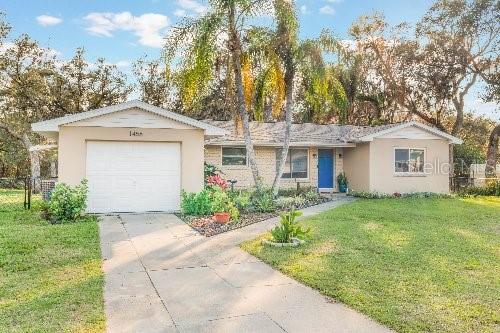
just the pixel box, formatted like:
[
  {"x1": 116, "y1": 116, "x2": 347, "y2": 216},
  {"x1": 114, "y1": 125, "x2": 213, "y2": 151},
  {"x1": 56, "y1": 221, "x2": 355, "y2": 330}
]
[{"x1": 86, "y1": 141, "x2": 181, "y2": 213}]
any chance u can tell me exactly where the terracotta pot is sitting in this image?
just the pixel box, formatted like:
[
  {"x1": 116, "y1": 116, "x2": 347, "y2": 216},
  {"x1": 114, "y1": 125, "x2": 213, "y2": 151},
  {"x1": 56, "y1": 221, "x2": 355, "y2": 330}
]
[{"x1": 213, "y1": 212, "x2": 231, "y2": 224}]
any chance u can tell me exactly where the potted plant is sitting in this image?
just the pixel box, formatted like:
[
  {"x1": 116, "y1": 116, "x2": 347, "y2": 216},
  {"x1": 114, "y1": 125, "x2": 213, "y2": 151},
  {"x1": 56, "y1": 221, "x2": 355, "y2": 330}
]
[
  {"x1": 213, "y1": 211, "x2": 231, "y2": 224},
  {"x1": 337, "y1": 172, "x2": 348, "y2": 193},
  {"x1": 211, "y1": 188, "x2": 238, "y2": 224}
]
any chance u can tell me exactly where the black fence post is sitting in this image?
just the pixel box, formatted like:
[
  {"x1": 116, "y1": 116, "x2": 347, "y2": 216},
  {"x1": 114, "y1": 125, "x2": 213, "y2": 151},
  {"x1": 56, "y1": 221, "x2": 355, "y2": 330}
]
[
  {"x1": 24, "y1": 177, "x2": 28, "y2": 209},
  {"x1": 27, "y1": 177, "x2": 32, "y2": 210}
]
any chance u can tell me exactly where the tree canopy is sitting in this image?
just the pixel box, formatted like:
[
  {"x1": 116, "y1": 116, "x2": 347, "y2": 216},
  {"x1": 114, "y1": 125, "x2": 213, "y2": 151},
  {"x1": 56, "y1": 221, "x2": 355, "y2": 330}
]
[{"x1": 0, "y1": 0, "x2": 498, "y2": 180}]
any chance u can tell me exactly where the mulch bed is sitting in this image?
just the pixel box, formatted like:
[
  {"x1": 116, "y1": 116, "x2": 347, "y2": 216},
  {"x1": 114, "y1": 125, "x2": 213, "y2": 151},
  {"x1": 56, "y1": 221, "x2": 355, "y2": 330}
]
[
  {"x1": 177, "y1": 196, "x2": 333, "y2": 237},
  {"x1": 177, "y1": 212, "x2": 278, "y2": 237}
]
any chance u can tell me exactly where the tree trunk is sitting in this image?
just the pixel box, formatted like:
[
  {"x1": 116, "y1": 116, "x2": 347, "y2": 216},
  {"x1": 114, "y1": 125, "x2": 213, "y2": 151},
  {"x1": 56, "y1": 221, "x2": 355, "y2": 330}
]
[
  {"x1": 449, "y1": 144, "x2": 455, "y2": 191},
  {"x1": 228, "y1": 3, "x2": 262, "y2": 190},
  {"x1": 272, "y1": 56, "x2": 295, "y2": 195},
  {"x1": 263, "y1": 97, "x2": 273, "y2": 122},
  {"x1": 485, "y1": 124, "x2": 500, "y2": 178},
  {"x1": 451, "y1": 98, "x2": 464, "y2": 137},
  {"x1": 0, "y1": 123, "x2": 41, "y2": 190}
]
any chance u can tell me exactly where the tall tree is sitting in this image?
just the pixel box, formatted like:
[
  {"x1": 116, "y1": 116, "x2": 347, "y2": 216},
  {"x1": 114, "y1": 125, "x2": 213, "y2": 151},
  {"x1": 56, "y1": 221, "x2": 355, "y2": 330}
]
[
  {"x1": 349, "y1": 0, "x2": 499, "y2": 135},
  {"x1": 133, "y1": 57, "x2": 173, "y2": 109},
  {"x1": 335, "y1": 41, "x2": 388, "y2": 125},
  {"x1": 0, "y1": 34, "x2": 56, "y2": 184},
  {"x1": 242, "y1": 27, "x2": 286, "y2": 122},
  {"x1": 485, "y1": 124, "x2": 499, "y2": 178},
  {"x1": 50, "y1": 48, "x2": 131, "y2": 116},
  {"x1": 297, "y1": 34, "x2": 348, "y2": 124},
  {"x1": 0, "y1": 16, "x2": 131, "y2": 184},
  {"x1": 271, "y1": 0, "x2": 299, "y2": 194},
  {"x1": 166, "y1": 0, "x2": 276, "y2": 190},
  {"x1": 416, "y1": 0, "x2": 499, "y2": 136}
]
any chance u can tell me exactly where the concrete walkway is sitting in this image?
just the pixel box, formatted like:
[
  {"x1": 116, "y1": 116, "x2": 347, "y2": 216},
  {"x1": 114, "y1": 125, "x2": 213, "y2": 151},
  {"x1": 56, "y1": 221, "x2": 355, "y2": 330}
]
[{"x1": 99, "y1": 196, "x2": 392, "y2": 333}]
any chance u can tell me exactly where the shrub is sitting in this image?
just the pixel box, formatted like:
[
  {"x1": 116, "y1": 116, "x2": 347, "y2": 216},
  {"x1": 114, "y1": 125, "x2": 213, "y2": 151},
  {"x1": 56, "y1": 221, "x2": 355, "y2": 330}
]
[
  {"x1": 181, "y1": 189, "x2": 212, "y2": 215},
  {"x1": 304, "y1": 188, "x2": 320, "y2": 201},
  {"x1": 232, "y1": 190, "x2": 251, "y2": 211},
  {"x1": 211, "y1": 187, "x2": 239, "y2": 220},
  {"x1": 271, "y1": 209, "x2": 310, "y2": 243},
  {"x1": 277, "y1": 186, "x2": 317, "y2": 197},
  {"x1": 181, "y1": 187, "x2": 240, "y2": 220},
  {"x1": 47, "y1": 179, "x2": 88, "y2": 223},
  {"x1": 275, "y1": 196, "x2": 296, "y2": 210},
  {"x1": 349, "y1": 191, "x2": 452, "y2": 199},
  {"x1": 0, "y1": 178, "x2": 25, "y2": 189},
  {"x1": 206, "y1": 174, "x2": 228, "y2": 190},
  {"x1": 204, "y1": 162, "x2": 223, "y2": 178},
  {"x1": 460, "y1": 180, "x2": 500, "y2": 196},
  {"x1": 276, "y1": 196, "x2": 310, "y2": 210},
  {"x1": 252, "y1": 189, "x2": 275, "y2": 212},
  {"x1": 402, "y1": 192, "x2": 452, "y2": 199}
]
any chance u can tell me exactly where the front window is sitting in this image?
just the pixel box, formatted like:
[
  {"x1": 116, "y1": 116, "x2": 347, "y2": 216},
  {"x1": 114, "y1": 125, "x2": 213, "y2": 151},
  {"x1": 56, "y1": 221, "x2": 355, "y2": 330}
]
[
  {"x1": 395, "y1": 148, "x2": 425, "y2": 173},
  {"x1": 222, "y1": 147, "x2": 247, "y2": 166},
  {"x1": 277, "y1": 148, "x2": 308, "y2": 179}
]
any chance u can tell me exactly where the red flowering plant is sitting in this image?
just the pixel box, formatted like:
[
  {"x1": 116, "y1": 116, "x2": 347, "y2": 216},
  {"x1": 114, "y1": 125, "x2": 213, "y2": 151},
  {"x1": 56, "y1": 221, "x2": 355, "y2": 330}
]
[{"x1": 206, "y1": 174, "x2": 229, "y2": 190}]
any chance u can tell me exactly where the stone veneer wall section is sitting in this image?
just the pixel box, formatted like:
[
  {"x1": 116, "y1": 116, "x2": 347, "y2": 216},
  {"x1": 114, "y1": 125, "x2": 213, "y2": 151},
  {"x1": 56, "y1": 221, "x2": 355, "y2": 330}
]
[{"x1": 205, "y1": 146, "x2": 344, "y2": 190}]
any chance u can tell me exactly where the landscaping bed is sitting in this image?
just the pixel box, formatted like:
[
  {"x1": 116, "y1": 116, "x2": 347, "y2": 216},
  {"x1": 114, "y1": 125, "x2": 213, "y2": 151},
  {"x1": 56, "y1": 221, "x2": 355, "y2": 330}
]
[
  {"x1": 178, "y1": 188, "x2": 331, "y2": 237},
  {"x1": 178, "y1": 211, "x2": 277, "y2": 236}
]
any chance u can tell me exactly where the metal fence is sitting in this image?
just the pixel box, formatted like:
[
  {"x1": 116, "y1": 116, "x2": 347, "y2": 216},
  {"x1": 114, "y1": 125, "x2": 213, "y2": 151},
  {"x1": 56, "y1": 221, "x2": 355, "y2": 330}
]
[
  {"x1": 0, "y1": 177, "x2": 32, "y2": 212},
  {"x1": 0, "y1": 177, "x2": 57, "y2": 212},
  {"x1": 451, "y1": 176, "x2": 499, "y2": 193}
]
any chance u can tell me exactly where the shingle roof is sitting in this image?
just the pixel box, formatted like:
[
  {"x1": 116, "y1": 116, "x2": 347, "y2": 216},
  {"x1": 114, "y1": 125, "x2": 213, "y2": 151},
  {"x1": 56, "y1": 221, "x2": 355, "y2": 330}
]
[{"x1": 203, "y1": 120, "x2": 402, "y2": 146}]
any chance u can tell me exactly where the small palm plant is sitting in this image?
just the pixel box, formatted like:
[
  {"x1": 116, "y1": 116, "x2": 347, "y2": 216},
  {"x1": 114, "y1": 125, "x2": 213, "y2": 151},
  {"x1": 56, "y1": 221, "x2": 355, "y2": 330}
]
[{"x1": 271, "y1": 209, "x2": 310, "y2": 243}]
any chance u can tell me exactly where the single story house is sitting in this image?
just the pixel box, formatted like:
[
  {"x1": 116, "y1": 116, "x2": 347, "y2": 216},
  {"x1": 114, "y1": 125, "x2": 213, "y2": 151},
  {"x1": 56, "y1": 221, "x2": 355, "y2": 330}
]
[{"x1": 32, "y1": 100, "x2": 462, "y2": 213}]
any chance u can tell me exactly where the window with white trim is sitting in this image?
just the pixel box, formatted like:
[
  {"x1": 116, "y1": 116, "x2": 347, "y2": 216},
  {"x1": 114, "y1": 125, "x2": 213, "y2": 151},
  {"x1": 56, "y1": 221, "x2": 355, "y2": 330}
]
[
  {"x1": 276, "y1": 148, "x2": 308, "y2": 179},
  {"x1": 394, "y1": 148, "x2": 425, "y2": 173},
  {"x1": 222, "y1": 147, "x2": 247, "y2": 166}
]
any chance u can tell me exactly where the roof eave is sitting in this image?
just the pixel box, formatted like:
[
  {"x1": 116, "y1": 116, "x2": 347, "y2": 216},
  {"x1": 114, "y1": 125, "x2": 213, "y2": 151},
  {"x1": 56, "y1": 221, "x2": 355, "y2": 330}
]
[
  {"x1": 30, "y1": 100, "x2": 228, "y2": 136},
  {"x1": 205, "y1": 141, "x2": 357, "y2": 148},
  {"x1": 357, "y1": 121, "x2": 463, "y2": 145}
]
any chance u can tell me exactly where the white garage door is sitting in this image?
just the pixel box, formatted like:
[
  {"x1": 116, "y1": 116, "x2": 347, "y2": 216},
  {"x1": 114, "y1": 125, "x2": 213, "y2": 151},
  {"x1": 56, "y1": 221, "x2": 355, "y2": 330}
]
[{"x1": 86, "y1": 141, "x2": 181, "y2": 213}]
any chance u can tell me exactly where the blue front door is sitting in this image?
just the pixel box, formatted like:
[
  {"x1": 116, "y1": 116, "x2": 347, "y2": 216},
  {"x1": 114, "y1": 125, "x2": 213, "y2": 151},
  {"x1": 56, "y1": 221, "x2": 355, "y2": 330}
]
[{"x1": 318, "y1": 149, "x2": 334, "y2": 189}]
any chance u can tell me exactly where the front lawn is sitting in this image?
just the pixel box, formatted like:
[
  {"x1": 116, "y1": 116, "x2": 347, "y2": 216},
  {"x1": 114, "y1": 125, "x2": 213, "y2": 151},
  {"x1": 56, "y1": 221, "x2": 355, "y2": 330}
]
[
  {"x1": 242, "y1": 196, "x2": 500, "y2": 333},
  {"x1": 0, "y1": 189, "x2": 105, "y2": 332}
]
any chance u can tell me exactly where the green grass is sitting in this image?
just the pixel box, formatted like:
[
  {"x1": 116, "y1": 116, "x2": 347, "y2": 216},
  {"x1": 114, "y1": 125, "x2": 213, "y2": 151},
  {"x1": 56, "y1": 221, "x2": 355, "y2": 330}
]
[
  {"x1": 0, "y1": 189, "x2": 105, "y2": 333},
  {"x1": 242, "y1": 197, "x2": 500, "y2": 333}
]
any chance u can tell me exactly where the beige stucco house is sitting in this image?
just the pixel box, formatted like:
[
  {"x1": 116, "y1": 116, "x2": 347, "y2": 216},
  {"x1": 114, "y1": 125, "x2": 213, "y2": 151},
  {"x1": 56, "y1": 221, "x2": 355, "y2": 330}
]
[{"x1": 32, "y1": 100, "x2": 462, "y2": 213}]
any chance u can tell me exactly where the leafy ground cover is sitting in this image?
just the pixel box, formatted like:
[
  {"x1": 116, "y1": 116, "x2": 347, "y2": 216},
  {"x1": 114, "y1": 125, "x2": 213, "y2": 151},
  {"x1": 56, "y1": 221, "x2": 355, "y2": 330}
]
[
  {"x1": 179, "y1": 187, "x2": 330, "y2": 236},
  {"x1": 0, "y1": 189, "x2": 105, "y2": 332},
  {"x1": 242, "y1": 196, "x2": 500, "y2": 333}
]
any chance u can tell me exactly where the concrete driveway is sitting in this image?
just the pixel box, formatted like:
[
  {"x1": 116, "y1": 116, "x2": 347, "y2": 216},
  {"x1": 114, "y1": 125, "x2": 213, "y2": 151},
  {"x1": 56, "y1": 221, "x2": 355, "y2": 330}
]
[{"x1": 99, "y1": 199, "x2": 392, "y2": 333}]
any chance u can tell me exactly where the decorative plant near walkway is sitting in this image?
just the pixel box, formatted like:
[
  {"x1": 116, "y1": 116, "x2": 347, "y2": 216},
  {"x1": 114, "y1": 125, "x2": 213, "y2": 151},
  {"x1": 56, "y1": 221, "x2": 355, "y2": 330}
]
[
  {"x1": 180, "y1": 186, "x2": 240, "y2": 223},
  {"x1": 181, "y1": 189, "x2": 213, "y2": 215},
  {"x1": 337, "y1": 172, "x2": 348, "y2": 193},
  {"x1": 211, "y1": 187, "x2": 239, "y2": 222},
  {"x1": 180, "y1": 186, "x2": 332, "y2": 237},
  {"x1": 270, "y1": 209, "x2": 310, "y2": 244}
]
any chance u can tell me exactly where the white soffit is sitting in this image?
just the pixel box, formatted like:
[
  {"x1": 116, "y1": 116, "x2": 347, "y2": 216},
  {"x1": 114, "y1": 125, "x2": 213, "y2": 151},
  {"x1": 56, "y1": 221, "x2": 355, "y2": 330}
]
[
  {"x1": 359, "y1": 121, "x2": 463, "y2": 144},
  {"x1": 31, "y1": 100, "x2": 228, "y2": 136}
]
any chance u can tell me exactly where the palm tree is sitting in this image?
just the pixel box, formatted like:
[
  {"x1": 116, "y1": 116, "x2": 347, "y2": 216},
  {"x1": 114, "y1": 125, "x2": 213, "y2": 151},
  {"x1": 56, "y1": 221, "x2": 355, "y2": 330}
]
[
  {"x1": 243, "y1": 27, "x2": 286, "y2": 122},
  {"x1": 271, "y1": 0, "x2": 299, "y2": 194},
  {"x1": 297, "y1": 34, "x2": 348, "y2": 124},
  {"x1": 165, "y1": 0, "x2": 276, "y2": 190}
]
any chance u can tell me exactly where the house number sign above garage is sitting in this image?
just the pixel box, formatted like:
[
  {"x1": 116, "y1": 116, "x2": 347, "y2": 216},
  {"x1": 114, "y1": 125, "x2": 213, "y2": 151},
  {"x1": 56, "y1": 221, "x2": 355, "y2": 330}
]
[{"x1": 129, "y1": 130, "x2": 143, "y2": 137}]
